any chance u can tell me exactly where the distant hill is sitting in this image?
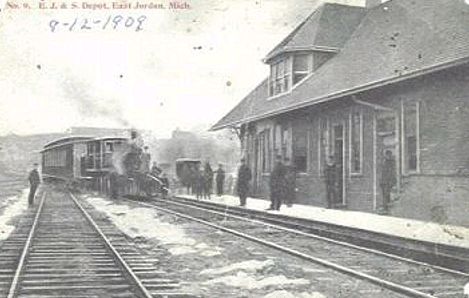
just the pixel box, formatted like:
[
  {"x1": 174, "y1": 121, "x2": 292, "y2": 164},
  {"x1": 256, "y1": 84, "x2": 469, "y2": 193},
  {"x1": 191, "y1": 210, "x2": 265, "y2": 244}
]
[{"x1": 0, "y1": 133, "x2": 67, "y2": 177}]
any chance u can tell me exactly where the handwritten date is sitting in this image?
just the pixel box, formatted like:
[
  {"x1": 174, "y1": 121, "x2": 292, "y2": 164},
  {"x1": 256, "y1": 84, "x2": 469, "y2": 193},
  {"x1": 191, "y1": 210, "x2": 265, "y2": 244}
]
[{"x1": 49, "y1": 15, "x2": 147, "y2": 32}]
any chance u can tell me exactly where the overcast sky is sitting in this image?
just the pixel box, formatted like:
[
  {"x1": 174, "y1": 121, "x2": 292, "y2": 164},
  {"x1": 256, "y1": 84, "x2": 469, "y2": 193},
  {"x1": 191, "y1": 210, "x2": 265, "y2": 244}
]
[{"x1": 0, "y1": 0, "x2": 365, "y2": 137}]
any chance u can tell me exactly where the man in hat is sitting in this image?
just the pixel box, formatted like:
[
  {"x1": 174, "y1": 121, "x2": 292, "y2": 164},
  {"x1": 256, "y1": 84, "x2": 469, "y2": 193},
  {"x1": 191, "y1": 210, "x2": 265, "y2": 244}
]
[
  {"x1": 269, "y1": 155, "x2": 286, "y2": 211},
  {"x1": 215, "y1": 163, "x2": 225, "y2": 196},
  {"x1": 324, "y1": 155, "x2": 337, "y2": 208},
  {"x1": 28, "y1": 163, "x2": 41, "y2": 206},
  {"x1": 236, "y1": 158, "x2": 252, "y2": 206},
  {"x1": 284, "y1": 157, "x2": 296, "y2": 207},
  {"x1": 380, "y1": 150, "x2": 396, "y2": 212},
  {"x1": 140, "y1": 146, "x2": 151, "y2": 173}
]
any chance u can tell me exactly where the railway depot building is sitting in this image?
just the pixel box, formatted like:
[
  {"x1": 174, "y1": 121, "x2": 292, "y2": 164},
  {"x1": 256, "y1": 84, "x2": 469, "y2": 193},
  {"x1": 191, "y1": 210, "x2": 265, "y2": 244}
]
[{"x1": 212, "y1": 0, "x2": 469, "y2": 226}]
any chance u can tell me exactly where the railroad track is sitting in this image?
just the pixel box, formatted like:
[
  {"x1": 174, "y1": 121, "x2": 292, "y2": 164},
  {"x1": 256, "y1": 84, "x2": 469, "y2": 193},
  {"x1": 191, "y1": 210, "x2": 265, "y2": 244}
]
[
  {"x1": 0, "y1": 188, "x2": 194, "y2": 298},
  {"x1": 127, "y1": 197, "x2": 469, "y2": 298},
  {"x1": 169, "y1": 196, "x2": 469, "y2": 272}
]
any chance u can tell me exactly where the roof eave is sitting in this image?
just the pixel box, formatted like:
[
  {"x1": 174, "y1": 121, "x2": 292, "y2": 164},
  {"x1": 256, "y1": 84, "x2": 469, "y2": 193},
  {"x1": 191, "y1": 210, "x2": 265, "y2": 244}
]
[{"x1": 212, "y1": 56, "x2": 469, "y2": 131}]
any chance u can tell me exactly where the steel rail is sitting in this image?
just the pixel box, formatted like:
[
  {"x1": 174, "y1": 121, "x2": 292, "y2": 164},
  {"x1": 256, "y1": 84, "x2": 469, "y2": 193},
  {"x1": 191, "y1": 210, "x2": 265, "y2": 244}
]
[
  {"x1": 129, "y1": 199, "x2": 439, "y2": 298},
  {"x1": 165, "y1": 197, "x2": 469, "y2": 278},
  {"x1": 7, "y1": 191, "x2": 47, "y2": 298},
  {"x1": 69, "y1": 192, "x2": 154, "y2": 298}
]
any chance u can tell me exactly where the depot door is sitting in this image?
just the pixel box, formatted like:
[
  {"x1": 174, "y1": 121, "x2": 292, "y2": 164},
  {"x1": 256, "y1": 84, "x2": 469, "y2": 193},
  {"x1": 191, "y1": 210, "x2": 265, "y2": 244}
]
[{"x1": 375, "y1": 112, "x2": 399, "y2": 210}]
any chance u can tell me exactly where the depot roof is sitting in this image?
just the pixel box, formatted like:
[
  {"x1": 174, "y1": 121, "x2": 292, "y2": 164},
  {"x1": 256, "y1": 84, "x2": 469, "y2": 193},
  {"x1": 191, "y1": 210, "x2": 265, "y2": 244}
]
[{"x1": 212, "y1": 0, "x2": 469, "y2": 130}]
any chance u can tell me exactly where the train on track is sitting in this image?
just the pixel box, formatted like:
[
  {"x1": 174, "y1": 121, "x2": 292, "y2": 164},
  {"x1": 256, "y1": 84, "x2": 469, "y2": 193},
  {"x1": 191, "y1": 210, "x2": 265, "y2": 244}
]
[{"x1": 40, "y1": 130, "x2": 165, "y2": 198}]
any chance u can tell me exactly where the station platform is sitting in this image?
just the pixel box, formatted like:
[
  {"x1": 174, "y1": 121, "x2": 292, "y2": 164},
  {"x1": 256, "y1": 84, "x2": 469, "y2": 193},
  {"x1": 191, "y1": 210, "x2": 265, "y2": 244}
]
[{"x1": 178, "y1": 194, "x2": 469, "y2": 249}]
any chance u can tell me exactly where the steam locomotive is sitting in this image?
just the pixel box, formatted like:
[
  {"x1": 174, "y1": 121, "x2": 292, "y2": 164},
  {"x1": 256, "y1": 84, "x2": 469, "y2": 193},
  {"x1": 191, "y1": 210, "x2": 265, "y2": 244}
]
[{"x1": 40, "y1": 131, "x2": 164, "y2": 198}]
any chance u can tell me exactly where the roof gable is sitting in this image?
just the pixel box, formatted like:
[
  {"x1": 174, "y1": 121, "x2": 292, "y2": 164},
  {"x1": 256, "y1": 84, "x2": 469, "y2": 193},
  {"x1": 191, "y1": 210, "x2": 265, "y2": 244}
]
[{"x1": 265, "y1": 3, "x2": 366, "y2": 62}]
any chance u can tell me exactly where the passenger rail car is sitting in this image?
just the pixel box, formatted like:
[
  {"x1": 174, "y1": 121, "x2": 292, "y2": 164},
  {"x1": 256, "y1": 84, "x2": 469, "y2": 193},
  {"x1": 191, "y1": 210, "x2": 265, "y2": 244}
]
[{"x1": 41, "y1": 135, "x2": 162, "y2": 198}]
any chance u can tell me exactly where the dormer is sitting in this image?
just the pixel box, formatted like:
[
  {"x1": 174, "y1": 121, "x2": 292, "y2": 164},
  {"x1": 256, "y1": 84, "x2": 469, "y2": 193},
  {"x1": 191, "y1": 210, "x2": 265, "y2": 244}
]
[
  {"x1": 265, "y1": 2, "x2": 367, "y2": 98},
  {"x1": 268, "y1": 51, "x2": 337, "y2": 97}
]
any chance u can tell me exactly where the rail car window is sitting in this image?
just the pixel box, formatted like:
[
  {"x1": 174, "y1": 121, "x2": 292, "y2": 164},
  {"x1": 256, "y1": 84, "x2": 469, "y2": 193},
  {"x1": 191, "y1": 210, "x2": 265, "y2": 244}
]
[
  {"x1": 44, "y1": 150, "x2": 66, "y2": 167},
  {"x1": 103, "y1": 142, "x2": 114, "y2": 167},
  {"x1": 105, "y1": 142, "x2": 114, "y2": 152},
  {"x1": 87, "y1": 143, "x2": 94, "y2": 168}
]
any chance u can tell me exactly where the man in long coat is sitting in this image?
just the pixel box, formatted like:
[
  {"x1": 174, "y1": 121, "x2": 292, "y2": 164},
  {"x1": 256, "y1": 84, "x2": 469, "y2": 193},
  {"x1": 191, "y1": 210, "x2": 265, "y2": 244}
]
[
  {"x1": 28, "y1": 163, "x2": 41, "y2": 206},
  {"x1": 284, "y1": 157, "x2": 296, "y2": 207},
  {"x1": 215, "y1": 163, "x2": 225, "y2": 196},
  {"x1": 140, "y1": 146, "x2": 151, "y2": 173},
  {"x1": 380, "y1": 150, "x2": 396, "y2": 212},
  {"x1": 269, "y1": 156, "x2": 286, "y2": 211},
  {"x1": 236, "y1": 158, "x2": 251, "y2": 206},
  {"x1": 203, "y1": 162, "x2": 213, "y2": 199},
  {"x1": 324, "y1": 155, "x2": 337, "y2": 208}
]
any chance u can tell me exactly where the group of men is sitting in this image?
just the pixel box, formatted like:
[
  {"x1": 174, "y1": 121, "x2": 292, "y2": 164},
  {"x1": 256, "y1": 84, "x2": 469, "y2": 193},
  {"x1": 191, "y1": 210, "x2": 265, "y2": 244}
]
[
  {"x1": 234, "y1": 150, "x2": 396, "y2": 212},
  {"x1": 187, "y1": 162, "x2": 229, "y2": 200},
  {"x1": 234, "y1": 156, "x2": 296, "y2": 210},
  {"x1": 192, "y1": 162, "x2": 214, "y2": 199},
  {"x1": 267, "y1": 156, "x2": 296, "y2": 210},
  {"x1": 27, "y1": 147, "x2": 396, "y2": 212}
]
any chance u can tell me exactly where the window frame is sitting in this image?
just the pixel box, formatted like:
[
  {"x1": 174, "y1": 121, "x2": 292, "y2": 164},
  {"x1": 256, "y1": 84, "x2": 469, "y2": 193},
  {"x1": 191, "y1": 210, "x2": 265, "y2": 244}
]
[
  {"x1": 318, "y1": 117, "x2": 330, "y2": 176},
  {"x1": 292, "y1": 53, "x2": 310, "y2": 86},
  {"x1": 292, "y1": 125, "x2": 308, "y2": 173},
  {"x1": 259, "y1": 129, "x2": 272, "y2": 174},
  {"x1": 269, "y1": 57, "x2": 292, "y2": 98},
  {"x1": 349, "y1": 108, "x2": 364, "y2": 176},
  {"x1": 402, "y1": 101, "x2": 421, "y2": 174}
]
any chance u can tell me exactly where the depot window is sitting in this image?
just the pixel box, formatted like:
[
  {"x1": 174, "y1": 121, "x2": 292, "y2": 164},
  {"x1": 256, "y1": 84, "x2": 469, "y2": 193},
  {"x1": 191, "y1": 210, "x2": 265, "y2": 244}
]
[
  {"x1": 318, "y1": 117, "x2": 330, "y2": 176},
  {"x1": 293, "y1": 54, "x2": 310, "y2": 85},
  {"x1": 293, "y1": 126, "x2": 308, "y2": 173},
  {"x1": 403, "y1": 102, "x2": 420, "y2": 173},
  {"x1": 269, "y1": 57, "x2": 291, "y2": 97},
  {"x1": 259, "y1": 129, "x2": 272, "y2": 173},
  {"x1": 349, "y1": 109, "x2": 363, "y2": 175}
]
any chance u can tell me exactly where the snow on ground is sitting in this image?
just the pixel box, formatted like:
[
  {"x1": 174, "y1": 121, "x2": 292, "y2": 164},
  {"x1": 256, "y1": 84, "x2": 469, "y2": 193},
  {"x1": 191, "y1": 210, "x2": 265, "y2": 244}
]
[
  {"x1": 201, "y1": 258, "x2": 310, "y2": 290},
  {"x1": 0, "y1": 189, "x2": 29, "y2": 241},
  {"x1": 203, "y1": 271, "x2": 310, "y2": 290},
  {"x1": 201, "y1": 259, "x2": 275, "y2": 275},
  {"x1": 85, "y1": 196, "x2": 223, "y2": 256},
  {"x1": 182, "y1": 194, "x2": 469, "y2": 248},
  {"x1": 263, "y1": 290, "x2": 326, "y2": 298}
]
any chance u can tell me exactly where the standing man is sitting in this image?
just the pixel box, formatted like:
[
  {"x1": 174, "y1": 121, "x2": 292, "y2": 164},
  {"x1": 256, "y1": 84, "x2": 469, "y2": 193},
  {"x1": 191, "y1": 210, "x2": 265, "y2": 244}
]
[
  {"x1": 269, "y1": 156, "x2": 286, "y2": 211},
  {"x1": 215, "y1": 163, "x2": 225, "y2": 196},
  {"x1": 284, "y1": 157, "x2": 296, "y2": 207},
  {"x1": 109, "y1": 170, "x2": 119, "y2": 199},
  {"x1": 236, "y1": 158, "x2": 252, "y2": 207},
  {"x1": 151, "y1": 161, "x2": 162, "y2": 177},
  {"x1": 203, "y1": 161, "x2": 214, "y2": 200},
  {"x1": 324, "y1": 155, "x2": 337, "y2": 209},
  {"x1": 28, "y1": 163, "x2": 41, "y2": 206},
  {"x1": 380, "y1": 150, "x2": 396, "y2": 213},
  {"x1": 160, "y1": 172, "x2": 170, "y2": 199},
  {"x1": 195, "y1": 168, "x2": 204, "y2": 200},
  {"x1": 140, "y1": 146, "x2": 151, "y2": 173}
]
